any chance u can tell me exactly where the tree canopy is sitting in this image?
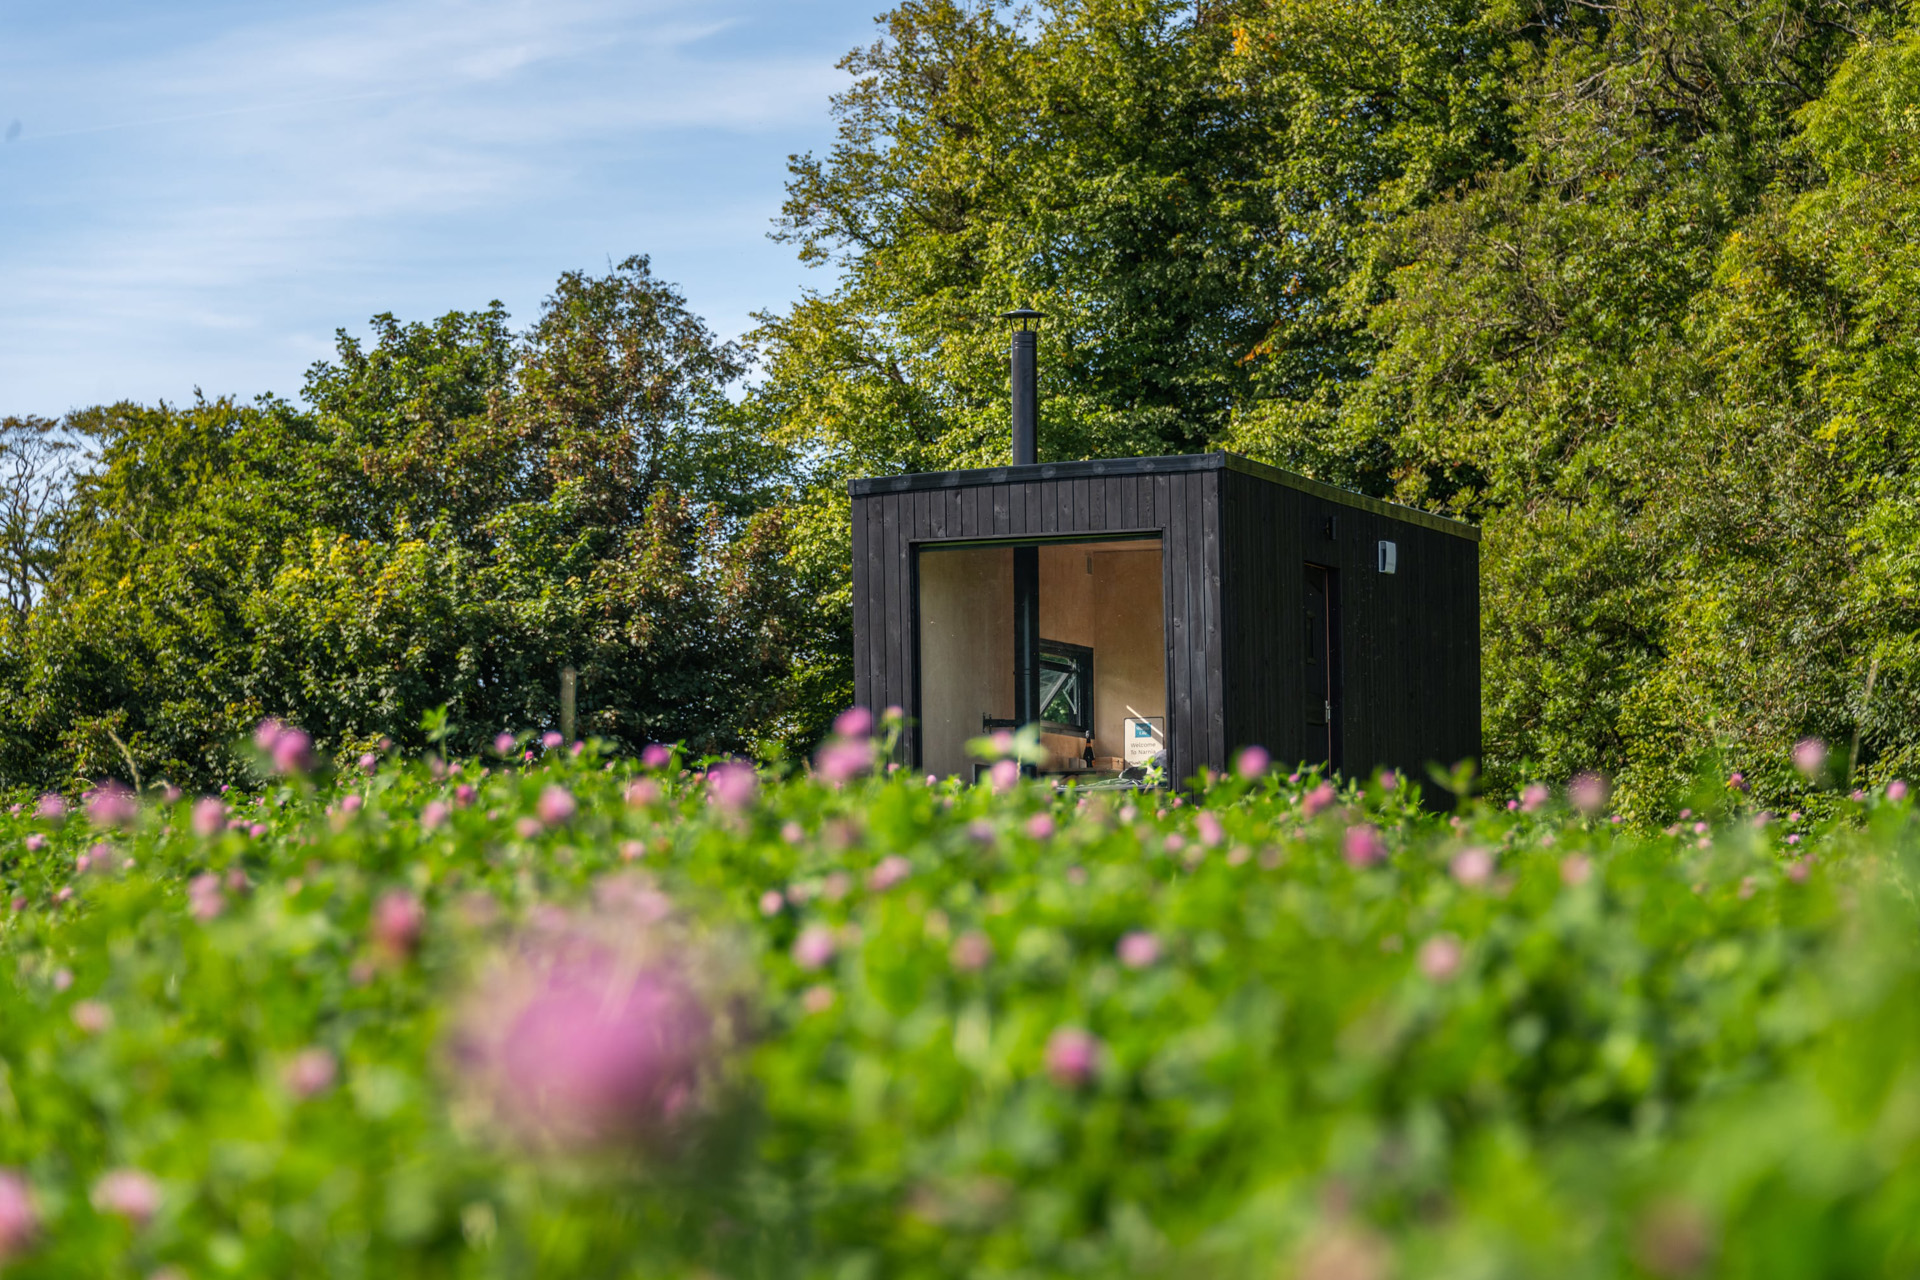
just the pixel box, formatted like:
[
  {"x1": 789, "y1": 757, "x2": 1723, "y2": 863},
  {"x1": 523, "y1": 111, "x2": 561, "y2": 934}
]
[{"x1": 8, "y1": 0, "x2": 1920, "y2": 811}]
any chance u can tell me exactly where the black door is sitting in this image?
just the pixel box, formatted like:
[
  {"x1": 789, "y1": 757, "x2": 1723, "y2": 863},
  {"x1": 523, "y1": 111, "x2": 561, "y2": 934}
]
[{"x1": 1304, "y1": 564, "x2": 1338, "y2": 768}]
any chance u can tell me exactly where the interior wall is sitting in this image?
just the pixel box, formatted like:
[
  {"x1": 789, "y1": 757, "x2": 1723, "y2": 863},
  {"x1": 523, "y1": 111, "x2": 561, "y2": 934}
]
[
  {"x1": 920, "y1": 540, "x2": 1165, "y2": 775},
  {"x1": 1040, "y1": 544, "x2": 1167, "y2": 761},
  {"x1": 1090, "y1": 548, "x2": 1165, "y2": 760},
  {"x1": 917, "y1": 547, "x2": 1013, "y2": 778},
  {"x1": 1038, "y1": 544, "x2": 1096, "y2": 649}
]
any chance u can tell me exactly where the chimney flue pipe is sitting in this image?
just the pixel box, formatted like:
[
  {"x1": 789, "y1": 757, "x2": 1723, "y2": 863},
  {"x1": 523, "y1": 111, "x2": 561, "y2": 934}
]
[
  {"x1": 1004, "y1": 307, "x2": 1041, "y2": 466},
  {"x1": 1003, "y1": 308, "x2": 1043, "y2": 745}
]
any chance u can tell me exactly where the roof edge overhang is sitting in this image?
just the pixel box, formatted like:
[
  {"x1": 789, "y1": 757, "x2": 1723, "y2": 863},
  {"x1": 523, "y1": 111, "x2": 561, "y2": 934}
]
[{"x1": 847, "y1": 451, "x2": 1480, "y2": 543}]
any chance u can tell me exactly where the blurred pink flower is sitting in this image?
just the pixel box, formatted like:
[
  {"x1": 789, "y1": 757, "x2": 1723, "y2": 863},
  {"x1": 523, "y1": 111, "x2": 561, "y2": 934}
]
[
  {"x1": 1379, "y1": 769, "x2": 1399, "y2": 792},
  {"x1": 71, "y1": 1000, "x2": 112, "y2": 1034},
  {"x1": 626, "y1": 779, "x2": 660, "y2": 808},
  {"x1": 1025, "y1": 814, "x2": 1055, "y2": 840},
  {"x1": 1728, "y1": 771, "x2": 1750, "y2": 793},
  {"x1": 950, "y1": 931, "x2": 993, "y2": 972},
  {"x1": 191, "y1": 798, "x2": 225, "y2": 839},
  {"x1": 1561, "y1": 854, "x2": 1593, "y2": 887},
  {"x1": 1196, "y1": 811, "x2": 1225, "y2": 847},
  {"x1": 188, "y1": 873, "x2": 224, "y2": 921},
  {"x1": 450, "y1": 928, "x2": 722, "y2": 1151},
  {"x1": 371, "y1": 890, "x2": 425, "y2": 961},
  {"x1": 541, "y1": 731, "x2": 564, "y2": 750},
  {"x1": 990, "y1": 759, "x2": 1020, "y2": 793},
  {"x1": 823, "y1": 872, "x2": 852, "y2": 901},
  {"x1": 1302, "y1": 782, "x2": 1336, "y2": 818},
  {"x1": 1568, "y1": 772, "x2": 1609, "y2": 816},
  {"x1": 358, "y1": 753, "x2": 379, "y2": 776},
  {"x1": 619, "y1": 840, "x2": 645, "y2": 861},
  {"x1": 1450, "y1": 847, "x2": 1493, "y2": 887},
  {"x1": 1418, "y1": 935, "x2": 1463, "y2": 982},
  {"x1": 515, "y1": 817, "x2": 542, "y2": 840},
  {"x1": 537, "y1": 786, "x2": 577, "y2": 828},
  {"x1": 1892, "y1": 780, "x2": 1911, "y2": 802},
  {"x1": 248, "y1": 823, "x2": 267, "y2": 839},
  {"x1": 1793, "y1": 737, "x2": 1827, "y2": 779},
  {"x1": 0, "y1": 1170, "x2": 38, "y2": 1262},
  {"x1": 792, "y1": 925, "x2": 837, "y2": 971},
  {"x1": 86, "y1": 784, "x2": 138, "y2": 829},
  {"x1": 340, "y1": 794, "x2": 364, "y2": 815},
  {"x1": 1044, "y1": 1027, "x2": 1100, "y2": 1088},
  {"x1": 708, "y1": 762, "x2": 757, "y2": 811},
  {"x1": 758, "y1": 890, "x2": 785, "y2": 917},
  {"x1": 1116, "y1": 931, "x2": 1160, "y2": 969},
  {"x1": 1634, "y1": 1201, "x2": 1713, "y2": 1280},
  {"x1": 91, "y1": 1168, "x2": 161, "y2": 1227},
  {"x1": 1787, "y1": 859, "x2": 1810, "y2": 883},
  {"x1": 421, "y1": 801, "x2": 450, "y2": 831},
  {"x1": 284, "y1": 1047, "x2": 337, "y2": 1099},
  {"x1": 455, "y1": 784, "x2": 476, "y2": 807},
  {"x1": 989, "y1": 730, "x2": 1015, "y2": 758},
  {"x1": 781, "y1": 822, "x2": 805, "y2": 845},
  {"x1": 494, "y1": 732, "x2": 518, "y2": 757},
  {"x1": 23, "y1": 834, "x2": 43, "y2": 854},
  {"x1": 1520, "y1": 783, "x2": 1550, "y2": 812},
  {"x1": 868, "y1": 855, "x2": 912, "y2": 892},
  {"x1": 259, "y1": 722, "x2": 314, "y2": 775},
  {"x1": 1342, "y1": 824, "x2": 1386, "y2": 868},
  {"x1": 802, "y1": 984, "x2": 836, "y2": 1014},
  {"x1": 834, "y1": 706, "x2": 874, "y2": 738},
  {"x1": 34, "y1": 793, "x2": 65, "y2": 821},
  {"x1": 1235, "y1": 746, "x2": 1270, "y2": 779},
  {"x1": 641, "y1": 743, "x2": 673, "y2": 769},
  {"x1": 816, "y1": 739, "x2": 876, "y2": 784}
]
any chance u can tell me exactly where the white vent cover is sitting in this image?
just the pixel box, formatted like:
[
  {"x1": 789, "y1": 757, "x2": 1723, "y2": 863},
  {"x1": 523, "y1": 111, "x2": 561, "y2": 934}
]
[{"x1": 1377, "y1": 540, "x2": 1398, "y2": 574}]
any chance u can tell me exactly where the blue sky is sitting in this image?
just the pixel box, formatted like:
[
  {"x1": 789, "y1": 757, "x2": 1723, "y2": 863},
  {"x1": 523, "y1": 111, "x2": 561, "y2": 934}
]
[{"x1": 0, "y1": 0, "x2": 880, "y2": 417}]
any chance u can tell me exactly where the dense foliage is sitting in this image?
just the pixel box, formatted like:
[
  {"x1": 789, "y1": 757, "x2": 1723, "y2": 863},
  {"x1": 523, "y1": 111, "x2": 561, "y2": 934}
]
[
  {"x1": 0, "y1": 261, "x2": 842, "y2": 789},
  {"x1": 0, "y1": 740, "x2": 1914, "y2": 1276},
  {"x1": 751, "y1": 0, "x2": 1920, "y2": 814},
  {"x1": 10, "y1": 0, "x2": 1920, "y2": 809}
]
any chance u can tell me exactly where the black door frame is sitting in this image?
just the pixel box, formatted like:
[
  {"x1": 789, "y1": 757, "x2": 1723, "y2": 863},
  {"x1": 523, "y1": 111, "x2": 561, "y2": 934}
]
[{"x1": 1304, "y1": 561, "x2": 1344, "y2": 772}]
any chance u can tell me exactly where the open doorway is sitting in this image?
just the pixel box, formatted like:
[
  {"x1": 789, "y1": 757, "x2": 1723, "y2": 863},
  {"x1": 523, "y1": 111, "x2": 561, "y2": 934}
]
[{"x1": 916, "y1": 538, "x2": 1167, "y2": 778}]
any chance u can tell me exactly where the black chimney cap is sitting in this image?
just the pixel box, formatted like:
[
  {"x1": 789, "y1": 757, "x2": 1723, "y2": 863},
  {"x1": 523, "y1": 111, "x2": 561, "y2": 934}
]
[{"x1": 1001, "y1": 306, "x2": 1043, "y2": 330}]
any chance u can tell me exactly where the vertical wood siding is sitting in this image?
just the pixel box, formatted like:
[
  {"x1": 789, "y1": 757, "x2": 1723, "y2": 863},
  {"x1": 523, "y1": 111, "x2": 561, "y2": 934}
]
[
  {"x1": 1218, "y1": 469, "x2": 1480, "y2": 791},
  {"x1": 850, "y1": 457, "x2": 1476, "y2": 787}
]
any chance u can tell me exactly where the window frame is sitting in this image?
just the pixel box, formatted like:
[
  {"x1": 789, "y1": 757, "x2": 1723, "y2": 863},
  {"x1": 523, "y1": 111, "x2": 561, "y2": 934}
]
[{"x1": 1037, "y1": 638, "x2": 1094, "y2": 736}]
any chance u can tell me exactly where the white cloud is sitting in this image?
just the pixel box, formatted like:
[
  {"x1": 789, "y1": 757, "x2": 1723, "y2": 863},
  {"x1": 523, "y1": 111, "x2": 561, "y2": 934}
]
[{"x1": 0, "y1": 0, "x2": 856, "y2": 414}]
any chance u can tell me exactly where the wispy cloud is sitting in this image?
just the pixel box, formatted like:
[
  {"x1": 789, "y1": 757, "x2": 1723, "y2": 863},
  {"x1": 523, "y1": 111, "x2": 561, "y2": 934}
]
[{"x1": 0, "y1": 0, "x2": 863, "y2": 414}]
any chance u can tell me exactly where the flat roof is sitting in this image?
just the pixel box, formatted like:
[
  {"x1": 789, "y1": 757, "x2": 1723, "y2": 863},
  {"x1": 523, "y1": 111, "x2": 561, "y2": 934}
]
[{"x1": 847, "y1": 450, "x2": 1479, "y2": 542}]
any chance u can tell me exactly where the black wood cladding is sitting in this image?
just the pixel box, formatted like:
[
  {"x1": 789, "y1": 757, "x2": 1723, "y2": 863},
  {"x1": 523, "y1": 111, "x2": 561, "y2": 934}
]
[{"x1": 849, "y1": 452, "x2": 1479, "y2": 787}]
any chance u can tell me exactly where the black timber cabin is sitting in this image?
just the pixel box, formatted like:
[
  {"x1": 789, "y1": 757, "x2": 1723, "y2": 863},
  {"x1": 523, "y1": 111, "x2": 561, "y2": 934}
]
[{"x1": 848, "y1": 313, "x2": 1481, "y2": 787}]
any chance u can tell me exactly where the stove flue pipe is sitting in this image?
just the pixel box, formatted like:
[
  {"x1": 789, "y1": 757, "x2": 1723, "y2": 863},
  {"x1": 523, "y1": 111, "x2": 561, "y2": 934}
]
[
  {"x1": 1004, "y1": 308, "x2": 1043, "y2": 741},
  {"x1": 1006, "y1": 307, "x2": 1041, "y2": 467}
]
